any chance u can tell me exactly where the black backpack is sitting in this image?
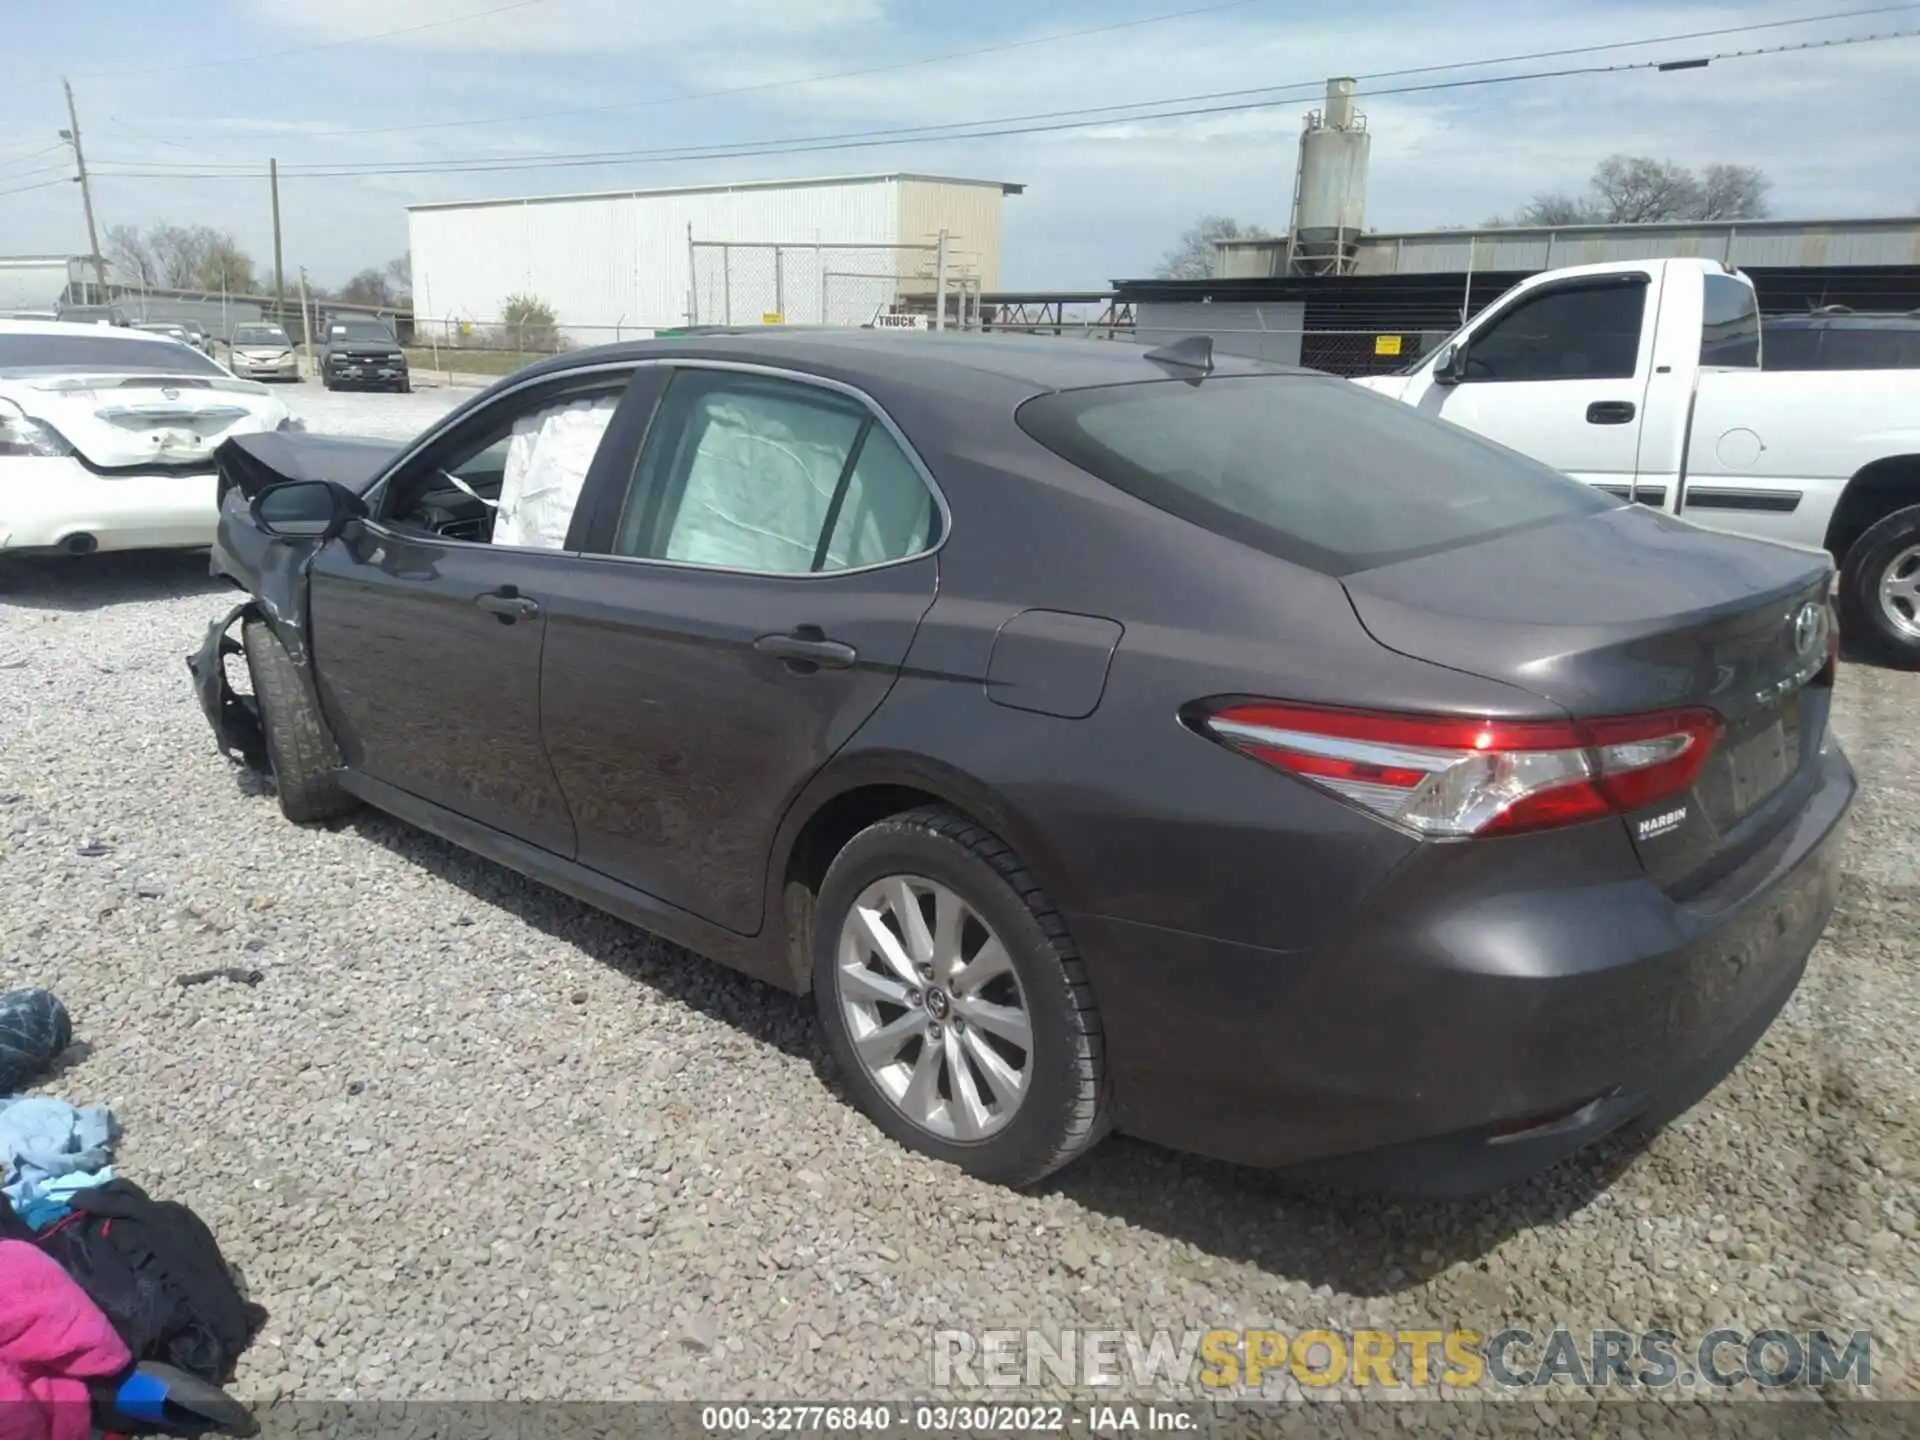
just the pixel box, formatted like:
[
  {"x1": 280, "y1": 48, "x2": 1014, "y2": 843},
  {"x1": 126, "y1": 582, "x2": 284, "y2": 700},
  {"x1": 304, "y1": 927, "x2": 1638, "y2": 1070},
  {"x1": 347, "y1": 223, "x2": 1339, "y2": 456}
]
[{"x1": 31, "y1": 1179, "x2": 265, "y2": 1383}]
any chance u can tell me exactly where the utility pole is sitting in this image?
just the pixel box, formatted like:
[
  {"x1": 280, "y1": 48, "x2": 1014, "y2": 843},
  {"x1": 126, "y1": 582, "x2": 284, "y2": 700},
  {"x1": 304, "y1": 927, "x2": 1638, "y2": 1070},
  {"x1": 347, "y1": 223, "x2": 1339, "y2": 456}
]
[
  {"x1": 933, "y1": 228, "x2": 949, "y2": 332},
  {"x1": 61, "y1": 79, "x2": 106, "y2": 302},
  {"x1": 270, "y1": 158, "x2": 285, "y2": 323}
]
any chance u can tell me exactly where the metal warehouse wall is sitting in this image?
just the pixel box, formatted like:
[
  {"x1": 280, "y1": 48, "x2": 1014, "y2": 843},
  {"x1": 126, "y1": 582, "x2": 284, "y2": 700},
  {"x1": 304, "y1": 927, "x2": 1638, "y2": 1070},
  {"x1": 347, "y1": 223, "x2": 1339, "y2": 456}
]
[
  {"x1": 0, "y1": 257, "x2": 74, "y2": 311},
  {"x1": 1214, "y1": 217, "x2": 1920, "y2": 280},
  {"x1": 896, "y1": 180, "x2": 1005, "y2": 293},
  {"x1": 408, "y1": 177, "x2": 902, "y2": 345}
]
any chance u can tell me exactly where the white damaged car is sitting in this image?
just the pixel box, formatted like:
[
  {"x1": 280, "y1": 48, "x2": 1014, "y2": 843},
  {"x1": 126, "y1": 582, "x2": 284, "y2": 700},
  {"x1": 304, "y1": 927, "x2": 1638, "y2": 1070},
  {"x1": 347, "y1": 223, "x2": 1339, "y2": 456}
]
[{"x1": 1, "y1": 320, "x2": 303, "y2": 557}]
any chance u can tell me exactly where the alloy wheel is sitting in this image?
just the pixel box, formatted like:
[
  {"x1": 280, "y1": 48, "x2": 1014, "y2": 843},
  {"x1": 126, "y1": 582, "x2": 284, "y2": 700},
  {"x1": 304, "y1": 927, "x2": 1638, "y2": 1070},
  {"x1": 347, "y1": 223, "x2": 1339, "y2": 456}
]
[
  {"x1": 834, "y1": 875, "x2": 1033, "y2": 1142},
  {"x1": 1878, "y1": 543, "x2": 1920, "y2": 640}
]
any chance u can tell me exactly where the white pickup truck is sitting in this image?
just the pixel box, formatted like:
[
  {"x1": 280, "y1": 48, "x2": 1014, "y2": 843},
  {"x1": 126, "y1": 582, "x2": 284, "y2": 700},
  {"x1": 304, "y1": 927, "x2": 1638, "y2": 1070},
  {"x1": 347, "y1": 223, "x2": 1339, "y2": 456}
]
[{"x1": 1353, "y1": 257, "x2": 1920, "y2": 666}]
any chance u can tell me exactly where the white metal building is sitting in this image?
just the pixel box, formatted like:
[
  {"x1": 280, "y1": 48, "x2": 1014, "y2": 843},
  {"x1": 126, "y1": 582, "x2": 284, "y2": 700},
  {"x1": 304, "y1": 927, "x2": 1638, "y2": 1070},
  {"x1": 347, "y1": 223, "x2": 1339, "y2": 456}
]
[{"x1": 407, "y1": 172, "x2": 1023, "y2": 344}]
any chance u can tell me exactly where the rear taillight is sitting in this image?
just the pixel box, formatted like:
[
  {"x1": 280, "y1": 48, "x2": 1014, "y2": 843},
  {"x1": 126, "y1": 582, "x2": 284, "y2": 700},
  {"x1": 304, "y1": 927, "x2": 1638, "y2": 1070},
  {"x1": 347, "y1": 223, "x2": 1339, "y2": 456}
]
[{"x1": 1199, "y1": 702, "x2": 1722, "y2": 838}]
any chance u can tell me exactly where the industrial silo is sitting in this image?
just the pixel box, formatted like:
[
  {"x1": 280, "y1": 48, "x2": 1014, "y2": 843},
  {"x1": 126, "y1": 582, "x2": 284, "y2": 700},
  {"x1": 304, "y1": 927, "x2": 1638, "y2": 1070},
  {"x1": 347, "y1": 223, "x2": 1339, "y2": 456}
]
[{"x1": 1288, "y1": 78, "x2": 1371, "y2": 275}]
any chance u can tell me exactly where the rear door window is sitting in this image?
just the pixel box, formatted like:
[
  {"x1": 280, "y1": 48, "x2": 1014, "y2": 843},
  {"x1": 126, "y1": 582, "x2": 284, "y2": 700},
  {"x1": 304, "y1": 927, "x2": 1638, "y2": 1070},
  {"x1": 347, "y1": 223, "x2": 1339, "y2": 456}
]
[
  {"x1": 610, "y1": 371, "x2": 937, "y2": 573},
  {"x1": 1016, "y1": 375, "x2": 1611, "y2": 575}
]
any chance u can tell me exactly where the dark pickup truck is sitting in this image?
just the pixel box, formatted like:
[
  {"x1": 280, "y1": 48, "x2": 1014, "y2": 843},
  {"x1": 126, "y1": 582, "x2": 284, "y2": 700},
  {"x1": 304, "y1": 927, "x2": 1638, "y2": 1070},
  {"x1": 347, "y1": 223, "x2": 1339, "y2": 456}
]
[{"x1": 317, "y1": 317, "x2": 410, "y2": 392}]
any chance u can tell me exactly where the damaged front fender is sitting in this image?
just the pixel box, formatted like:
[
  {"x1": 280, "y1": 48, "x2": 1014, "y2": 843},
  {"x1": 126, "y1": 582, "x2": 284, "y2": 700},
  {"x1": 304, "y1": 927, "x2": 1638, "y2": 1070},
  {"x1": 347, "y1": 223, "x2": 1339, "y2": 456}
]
[{"x1": 185, "y1": 601, "x2": 269, "y2": 772}]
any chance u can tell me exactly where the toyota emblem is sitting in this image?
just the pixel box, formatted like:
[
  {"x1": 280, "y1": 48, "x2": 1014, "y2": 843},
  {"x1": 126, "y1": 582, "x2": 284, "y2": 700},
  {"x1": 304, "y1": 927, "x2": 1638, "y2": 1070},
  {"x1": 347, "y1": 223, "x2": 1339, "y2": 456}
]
[
  {"x1": 161, "y1": 387, "x2": 180, "y2": 400},
  {"x1": 1792, "y1": 601, "x2": 1822, "y2": 657}
]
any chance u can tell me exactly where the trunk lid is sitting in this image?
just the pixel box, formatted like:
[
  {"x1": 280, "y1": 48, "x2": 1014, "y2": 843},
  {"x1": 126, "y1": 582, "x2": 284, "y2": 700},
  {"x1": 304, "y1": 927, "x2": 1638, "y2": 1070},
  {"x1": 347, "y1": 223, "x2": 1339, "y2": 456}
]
[
  {"x1": 1342, "y1": 505, "x2": 1835, "y2": 889},
  {"x1": 21, "y1": 373, "x2": 280, "y2": 470}
]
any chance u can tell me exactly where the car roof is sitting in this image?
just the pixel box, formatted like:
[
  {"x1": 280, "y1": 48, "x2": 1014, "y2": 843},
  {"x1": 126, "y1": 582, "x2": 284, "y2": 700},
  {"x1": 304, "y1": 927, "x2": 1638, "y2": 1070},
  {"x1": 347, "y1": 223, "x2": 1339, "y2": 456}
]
[
  {"x1": 1766, "y1": 312, "x2": 1920, "y2": 330},
  {"x1": 515, "y1": 328, "x2": 1308, "y2": 399},
  {"x1": 0, "y1": 319, "x2": 175, "y2": 340}
]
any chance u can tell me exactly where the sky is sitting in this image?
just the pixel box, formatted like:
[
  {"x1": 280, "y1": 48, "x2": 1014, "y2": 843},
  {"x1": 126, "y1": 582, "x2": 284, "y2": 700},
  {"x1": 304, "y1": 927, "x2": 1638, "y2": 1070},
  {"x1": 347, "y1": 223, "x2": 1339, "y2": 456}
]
[{"x1": 2, "y1": 0, "x2": 1916, "y2": 295}]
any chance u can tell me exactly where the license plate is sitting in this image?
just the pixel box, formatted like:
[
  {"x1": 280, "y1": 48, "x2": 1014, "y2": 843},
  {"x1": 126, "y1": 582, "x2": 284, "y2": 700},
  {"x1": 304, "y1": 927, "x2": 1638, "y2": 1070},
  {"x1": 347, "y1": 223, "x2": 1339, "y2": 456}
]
[{"x1": 1726, "y1": 705, "x2": 1799, "y2": 816}]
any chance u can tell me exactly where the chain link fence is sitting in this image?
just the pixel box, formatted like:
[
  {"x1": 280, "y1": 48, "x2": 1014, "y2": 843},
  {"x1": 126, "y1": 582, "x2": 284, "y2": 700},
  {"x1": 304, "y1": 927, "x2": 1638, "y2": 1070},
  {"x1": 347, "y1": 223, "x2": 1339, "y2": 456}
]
[{"x1": 690, "y1": 239, "x2": 972, "y2": 327}]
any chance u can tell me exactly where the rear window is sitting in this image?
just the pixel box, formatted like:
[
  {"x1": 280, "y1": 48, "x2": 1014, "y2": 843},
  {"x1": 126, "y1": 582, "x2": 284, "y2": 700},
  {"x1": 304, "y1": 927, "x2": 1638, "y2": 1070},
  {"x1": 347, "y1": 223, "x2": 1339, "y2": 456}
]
[
  {"x1": 1016, "y1": 375, "x2": 1612, "y2": 576},
  {"x1": 0, "y1": 333, "x2": 225, "y2": 376}
]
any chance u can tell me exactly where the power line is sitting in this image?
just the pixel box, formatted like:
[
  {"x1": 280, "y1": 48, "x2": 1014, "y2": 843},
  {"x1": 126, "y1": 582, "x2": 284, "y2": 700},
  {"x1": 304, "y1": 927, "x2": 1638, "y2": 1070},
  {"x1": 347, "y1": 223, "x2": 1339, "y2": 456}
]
[
  {"x1": 89, "y1": 27, "x2": 1920, "y2": 182},
  {"x1": 0, "y1": 140, "x2": 70, "y2": 171},
  {"x1": 63, "y1": 0, "x2": 551, "y2": 81},
  {"x1": 127, "y1": 0, "x2": 1277, "y2": 142},
  {"x1": 93, "y1": 0, "x2": 1919, "y2": 156},
  {"x1": 0, "y1": 176, "x2": 73, "y2": 199},
  {"x1": 93, "y1": 8, "x2": 1920, "y2": 176},
  {"x1": 0, "y1": 160, "x2": 74, "y2": 184}
]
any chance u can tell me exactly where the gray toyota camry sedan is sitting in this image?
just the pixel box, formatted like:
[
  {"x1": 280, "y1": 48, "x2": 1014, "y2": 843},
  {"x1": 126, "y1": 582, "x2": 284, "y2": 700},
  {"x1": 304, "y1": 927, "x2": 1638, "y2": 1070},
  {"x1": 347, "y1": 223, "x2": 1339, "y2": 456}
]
[{"x1": 187, "y1": 330, "x2": 1853, "y2": 1194}]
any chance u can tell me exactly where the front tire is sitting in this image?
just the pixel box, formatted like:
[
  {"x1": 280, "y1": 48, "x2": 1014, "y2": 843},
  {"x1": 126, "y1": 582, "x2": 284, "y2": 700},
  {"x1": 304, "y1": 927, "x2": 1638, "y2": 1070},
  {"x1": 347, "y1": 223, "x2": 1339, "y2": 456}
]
[
  {"x1": 1839, "y1": 503, "x2": 1920, "y2": 669},
  {"x1": 241, "y1": 618, "x2": 356, "y2": 823},
  {"x1": 813, "y1": 806, "x2": 1110, "y2": 1187}
]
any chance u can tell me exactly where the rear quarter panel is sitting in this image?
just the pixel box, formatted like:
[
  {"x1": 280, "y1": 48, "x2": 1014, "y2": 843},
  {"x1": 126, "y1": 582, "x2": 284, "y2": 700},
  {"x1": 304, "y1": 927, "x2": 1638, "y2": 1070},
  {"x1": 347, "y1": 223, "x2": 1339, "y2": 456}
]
[
  {"x1": 1685, "y1": 369, "x2": 1920, "y2": 550},
  {"x1": 839, "y1": 416, "x2": 1574, "y2": 951}
]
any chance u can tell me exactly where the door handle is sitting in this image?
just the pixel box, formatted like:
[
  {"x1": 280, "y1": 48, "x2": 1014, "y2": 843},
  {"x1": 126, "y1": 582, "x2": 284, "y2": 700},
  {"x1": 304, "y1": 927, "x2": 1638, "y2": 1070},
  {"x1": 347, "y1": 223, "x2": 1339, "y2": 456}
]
[
  {"x1": 754, "y1": 629, "x2": 857, "y2": 671},
  {"x1": 1586, "y1": 400, "x2": 1636, "y2": 425},
  {"x1": 475, "y1": 588, "x2": 540, "y2": 622}
]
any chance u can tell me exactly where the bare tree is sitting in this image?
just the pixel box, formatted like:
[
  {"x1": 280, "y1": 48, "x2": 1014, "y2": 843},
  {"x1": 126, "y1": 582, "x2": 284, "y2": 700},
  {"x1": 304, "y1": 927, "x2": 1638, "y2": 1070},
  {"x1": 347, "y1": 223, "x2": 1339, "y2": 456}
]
[
  {"x1": 198, "y1": 233, "x2": 255, "y2": 293},
  {"x1": 1514, "y1": 192, "x2": 1601, "y2": 226},
  {"x1": 1155, "y1": 215, "x2": 1273, "y2": 279},
  {"x1": 336, "y1": 268, "x2": 397, "y2": 307},
  {"x1": 148, "y1": 225, "x2": 203, "y2": 289},
  {"x1": 1589, "y1": 156, "x2": 1702, "y2": 224},
  {"x1": 1492, "y1": 155, "x2": 1773, "y2": 228},
  {"x1": 385, "y1": 253, "x2": 412, "y2": 294},
  {"x1": 104, "y1": 224, "x2": 158, "y2": 287},
  {"x1": 1695, "y1": 163, "x2": 1772, "y2": 221},
  {"x1": 135, "y1": 223, "x2": 258, "y2": 292}
]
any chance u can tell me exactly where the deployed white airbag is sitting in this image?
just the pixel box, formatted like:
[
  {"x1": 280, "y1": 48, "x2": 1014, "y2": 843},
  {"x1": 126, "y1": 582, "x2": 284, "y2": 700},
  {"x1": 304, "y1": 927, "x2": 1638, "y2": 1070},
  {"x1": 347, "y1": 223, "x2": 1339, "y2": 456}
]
[
  {"x1": 663, "y1": 393, "x2": 863, "y2": 571},
  {"x1": 493, "y1": 395, "x2": 619, "y2": 549}
]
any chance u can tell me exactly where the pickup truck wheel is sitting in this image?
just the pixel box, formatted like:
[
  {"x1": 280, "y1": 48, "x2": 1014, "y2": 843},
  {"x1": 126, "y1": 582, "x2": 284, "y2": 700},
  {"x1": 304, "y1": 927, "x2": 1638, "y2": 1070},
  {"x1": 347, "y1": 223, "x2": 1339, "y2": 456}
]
[
  {"x1": 1840, "y1": 503, "x2": 1920, "y2": 669},
  {"x1": 241, "y1": 617, "x2": 357, "y2": 823}
]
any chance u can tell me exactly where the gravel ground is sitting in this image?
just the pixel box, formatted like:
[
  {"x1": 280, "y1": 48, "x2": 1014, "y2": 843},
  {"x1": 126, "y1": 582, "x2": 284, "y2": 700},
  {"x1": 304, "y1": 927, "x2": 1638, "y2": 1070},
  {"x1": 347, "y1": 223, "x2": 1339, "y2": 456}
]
[{"x1": 0, "y1": 386, "x2": 1915, "y2": 1418}]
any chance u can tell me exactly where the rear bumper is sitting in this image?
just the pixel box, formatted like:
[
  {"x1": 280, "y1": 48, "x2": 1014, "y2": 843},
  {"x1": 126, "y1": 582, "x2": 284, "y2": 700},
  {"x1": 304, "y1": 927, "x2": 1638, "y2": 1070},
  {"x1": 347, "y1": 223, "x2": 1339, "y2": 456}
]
[
  {"x1": 1075, "y1": 744, "x2": 1854, "y2": 1194},
  {"x1": 0, "y1": 458, "x2": 217, "y2": 553}
]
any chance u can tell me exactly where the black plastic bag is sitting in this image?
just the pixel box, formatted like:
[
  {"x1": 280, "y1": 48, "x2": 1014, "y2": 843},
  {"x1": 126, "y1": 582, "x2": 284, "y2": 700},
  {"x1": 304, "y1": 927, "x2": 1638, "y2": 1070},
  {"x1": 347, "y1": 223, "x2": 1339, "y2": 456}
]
[{"x1": 0, "y1": 988, "x2": 71, "y2": 1093}]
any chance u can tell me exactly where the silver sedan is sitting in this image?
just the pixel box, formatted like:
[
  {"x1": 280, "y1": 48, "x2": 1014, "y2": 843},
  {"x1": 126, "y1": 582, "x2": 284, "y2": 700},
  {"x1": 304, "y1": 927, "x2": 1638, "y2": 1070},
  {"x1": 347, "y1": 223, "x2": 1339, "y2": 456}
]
[{"x1": 227, "y1": 322, "x2": 300, "y2": 382}]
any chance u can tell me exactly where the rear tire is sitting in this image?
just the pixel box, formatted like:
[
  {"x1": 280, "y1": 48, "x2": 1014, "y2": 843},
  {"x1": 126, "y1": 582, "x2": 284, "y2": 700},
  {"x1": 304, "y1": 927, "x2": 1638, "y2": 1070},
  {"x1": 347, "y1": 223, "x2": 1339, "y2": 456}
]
[
  {"x1": 241, "y1": 617, "x2": 356, "y2": 824},
  {"x1": 813, "y1": 806, "x2": 1110, "y2": 1187},
  {"x1": 1839, "y1": 503, "x2": 1920, "y2": 669}
]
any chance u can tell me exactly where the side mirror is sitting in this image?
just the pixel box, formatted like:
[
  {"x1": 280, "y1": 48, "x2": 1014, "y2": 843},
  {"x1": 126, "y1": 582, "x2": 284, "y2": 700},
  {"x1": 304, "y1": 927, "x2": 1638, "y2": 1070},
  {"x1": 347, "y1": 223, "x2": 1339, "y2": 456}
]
[
  {"x1": 251, "y1": 479, "x2": 366, "y2": 542},
  {"x1": 1431, "y1": 343, "x2": 1463, "y2": 386}
]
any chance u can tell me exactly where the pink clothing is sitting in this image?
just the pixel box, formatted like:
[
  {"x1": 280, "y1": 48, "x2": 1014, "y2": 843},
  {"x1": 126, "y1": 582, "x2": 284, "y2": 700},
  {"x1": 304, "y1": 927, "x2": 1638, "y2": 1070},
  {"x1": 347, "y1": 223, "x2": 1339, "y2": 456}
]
[{"x1": 0, "y1": 1239, "x2": 130, "y2": 1440}]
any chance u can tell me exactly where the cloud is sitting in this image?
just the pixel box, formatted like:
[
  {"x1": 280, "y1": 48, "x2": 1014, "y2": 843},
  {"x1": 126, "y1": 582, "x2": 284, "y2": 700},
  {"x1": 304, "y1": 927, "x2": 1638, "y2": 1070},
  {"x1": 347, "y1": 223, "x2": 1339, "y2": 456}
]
[
  {"x1": 238, "y1": 0, "x2": 886, "y2": 55},
  {"x1": 5, "y1": 0, "x2": 1916, "y2": 291}
]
